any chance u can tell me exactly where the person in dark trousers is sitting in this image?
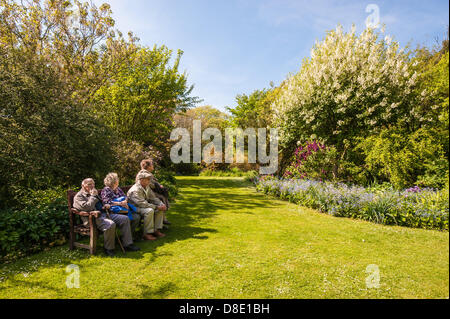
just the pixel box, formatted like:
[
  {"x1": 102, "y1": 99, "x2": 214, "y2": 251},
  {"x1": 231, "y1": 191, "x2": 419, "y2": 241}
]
[{"x1": 73, "y1": 178, "x2": 140, "y2": 257}]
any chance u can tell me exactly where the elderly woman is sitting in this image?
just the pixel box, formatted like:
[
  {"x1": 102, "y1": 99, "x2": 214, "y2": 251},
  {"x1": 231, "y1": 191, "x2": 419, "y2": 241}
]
[
  {"x1": 74, "y1": 178, "x2": 140, "y2": 257},
  {"x1": 101, "y1": 173, "x2": 137, "y2": 221}
]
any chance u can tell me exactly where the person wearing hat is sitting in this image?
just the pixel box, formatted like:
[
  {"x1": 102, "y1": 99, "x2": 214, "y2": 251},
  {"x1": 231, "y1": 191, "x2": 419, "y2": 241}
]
[
  {"x1": 127, "y1": 171, "x2": 167, "y2": 241},
  {"x1": 137, "y1": 158, "x2": 171, "y2": 226}
]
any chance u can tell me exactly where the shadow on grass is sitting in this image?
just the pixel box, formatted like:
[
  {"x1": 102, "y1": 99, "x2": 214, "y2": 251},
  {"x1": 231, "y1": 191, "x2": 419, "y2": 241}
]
[
  {"x1": 0, "y1": 276, "x2": 67, "y2": 296},
  {"x1": 138, "y1": 282, "x2": 178, "y2": 298},
  {"x1": 0, "y1": 177, "x2": 273, "y2": 282}
]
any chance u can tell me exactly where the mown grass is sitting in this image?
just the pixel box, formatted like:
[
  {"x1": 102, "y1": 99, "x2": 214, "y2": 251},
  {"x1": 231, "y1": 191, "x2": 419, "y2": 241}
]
[{"x1": 0, "y1": 176, "x2": 448, "y2": 299}]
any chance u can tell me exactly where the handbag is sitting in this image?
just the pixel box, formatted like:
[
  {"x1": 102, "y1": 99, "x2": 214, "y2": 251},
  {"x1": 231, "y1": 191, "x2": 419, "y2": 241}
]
[{"x1": 111, "y1": 196, "x2": 135, "y2": 220}]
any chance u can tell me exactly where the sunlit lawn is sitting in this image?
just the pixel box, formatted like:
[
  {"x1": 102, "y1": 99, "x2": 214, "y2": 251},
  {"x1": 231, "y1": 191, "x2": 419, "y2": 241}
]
[{"x1": 0, "y1": 176, "x2": 448, "y2": 299}]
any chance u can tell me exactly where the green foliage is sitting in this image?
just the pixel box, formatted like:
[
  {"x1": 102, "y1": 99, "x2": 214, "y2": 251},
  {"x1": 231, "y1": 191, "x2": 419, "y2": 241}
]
[
  {"x1": 0, "y1": 47, "x2": 115, "y2": 207},
  {"x1": 0, "y1": 0, "x2": 135, "y2": 206},
  {"x1": 0, "y1": 187, "x2": 68, "y2": 262},
  {"x1": 273, "y1": 25, "x2": 421, "y2": 154},
  {"x1": 172, "y1": 163, "x2": 202, "y2": 176},
  {"x1": 172, "y1": 105, "x2": 229, "y2": 174},
  {"x1": 94, "y1": 46, "x2": 201, "y2": 148},
  {"x1": 256, "y1": 177, "x2": 449, "y2": 231},
  {"x1": 0, "y1": 0, "x2": 198, "y2": 209},
  {"x1": 274, "y1": 25, "x2": 448, "y2": 188},
  {"x1": 356, "y1": 127, "x2": 449, "y2": 189},
  {"x1": 226, "y1": 87, "x2": 277, "y2": 129},
  {"x1": 153, "y1": 168, "x2": 178, "y2": 199},
  {"x1": 110, "y1": 140, "x2": 164, "y2": 183},
  {"x1": 174, "y1": 105, "x2": 229, "y2": 132},
  {"x1": 284, "y1": 141, "x2": 340, "y2": 181},
  {"x1": 413, "y1": 49, "x2": 449, "y2": 156},
  {"x1": 0, "y1": 0, "x2": 139, "y2": 106}
]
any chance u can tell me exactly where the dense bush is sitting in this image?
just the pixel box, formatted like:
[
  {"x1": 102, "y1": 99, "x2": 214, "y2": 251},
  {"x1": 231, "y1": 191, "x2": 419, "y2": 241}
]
[
  {"x1": 1, "y1": 0, "x2": 198, "y2": 207},
  {"x1": 268, "y1": 25, "x2": 449, "y2": 188},
  {"x1": 0, "y1": 48, "x2": 115, "y2": 208},
  {"x1": 284, "y1": 140, "x2": 339, "y2": 181},
  {"x1": 172, "y1": 163, "x2": 202, "y2": 176},
  {"x1": 0, "y1": 187, "x2": 68, "y2": 262},
  {"x1": 153, "y1": 168, "x2": 179, "y2": 200},
  {"x1": 357, "y1": 127, "x2": 449, "y2": 189},
  {"x1": 226, "y1": 88, "x2": 277, "y2": 129},
  {"x1": 255, "y1": 176, "x2": 449, "y2": 231},
  {"x1": 111, "y1": 140, "x2": 164, "y2": 183}
]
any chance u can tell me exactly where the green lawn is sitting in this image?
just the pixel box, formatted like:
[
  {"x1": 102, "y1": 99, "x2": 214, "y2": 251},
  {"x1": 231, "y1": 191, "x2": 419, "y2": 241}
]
[{"x1": 0, "y1": 176, "x2": 448, "y2": 299}]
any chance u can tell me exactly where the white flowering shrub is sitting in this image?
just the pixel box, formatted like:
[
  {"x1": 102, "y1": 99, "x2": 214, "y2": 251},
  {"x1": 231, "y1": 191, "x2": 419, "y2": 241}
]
[{"x1": 273, "y1": 25, "x2": 421, "y2": 150}]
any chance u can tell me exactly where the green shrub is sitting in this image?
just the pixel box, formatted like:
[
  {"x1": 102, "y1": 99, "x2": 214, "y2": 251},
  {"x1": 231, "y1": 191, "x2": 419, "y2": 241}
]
[
  {"x1": 0, "y1": 47, "x2": 115, "y2": 209},
  {"x1": 0, "y1": 187, "x2": 68, "y2": 262},
  {"x1": 172, "y1": 163, "x2": 202, "y2": 176},
  {"x1": 154, "y1": 168, "x2": 178, "y2": 199},
  {"x1": 357, "y1": 127, "x2": 449, "y2": 189},
  {"x1": 284, "y1": 140, "x2": 339, "y2": 181}
]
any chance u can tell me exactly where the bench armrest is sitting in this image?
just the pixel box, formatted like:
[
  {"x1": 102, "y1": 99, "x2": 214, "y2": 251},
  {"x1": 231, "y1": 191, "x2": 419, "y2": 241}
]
[{"x1": 70, "y1": 208, "x2": 100, "y2": 218}]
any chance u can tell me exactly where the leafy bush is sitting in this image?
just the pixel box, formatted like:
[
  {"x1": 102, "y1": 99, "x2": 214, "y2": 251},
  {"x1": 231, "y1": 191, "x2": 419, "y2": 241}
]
[
  {"x1": 154, "y1": 168, "x2": 178, "y2": 200},
  {"x1": 172, "y1": 163, "x2": 202, "y2": 176},
  {"x1": 255, "y1": 177, "x2": 449, "y2": 231},
  {"x1": 93, "y1": 46, "x2": 201, "y2": 150},
  {"x1": 284, "y1": 140, "x2": 339, "y2": 181},
  {"x1": 111, "y1": 140, "x2": 165, "y2": 183},
  {"x1": 0, "y1": 43, "x2": 115, "y2": 209},
  {"x1": 357, "y1": 127, "x2": 449, "y2": 189},
  {"x1": 0, "y1": 187, "x2": 68, "y2": 262}
]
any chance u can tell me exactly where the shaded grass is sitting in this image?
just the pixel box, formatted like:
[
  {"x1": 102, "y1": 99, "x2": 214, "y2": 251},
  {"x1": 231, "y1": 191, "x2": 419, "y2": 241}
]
[{"x1": 0, "y1": 177, "x2": 448, "y2": 298}]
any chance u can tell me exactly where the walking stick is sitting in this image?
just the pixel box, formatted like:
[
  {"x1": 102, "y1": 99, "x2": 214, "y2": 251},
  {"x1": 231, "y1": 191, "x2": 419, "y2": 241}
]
[{"x1": 105, "y1": 209, "x2": 126, "y2": 254}]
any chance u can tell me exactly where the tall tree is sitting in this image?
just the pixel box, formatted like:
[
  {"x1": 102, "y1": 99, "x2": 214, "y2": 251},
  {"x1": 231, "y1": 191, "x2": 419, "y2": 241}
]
[
  {"x1": 0, "y1": 0, "x2": 138, "y2": 106},
  {"x1": 272, "y1": 25, "x2": 424, "y2": 174},
  {"x1": 94, "y1": 46, "x2": 201, "y2": 149}
]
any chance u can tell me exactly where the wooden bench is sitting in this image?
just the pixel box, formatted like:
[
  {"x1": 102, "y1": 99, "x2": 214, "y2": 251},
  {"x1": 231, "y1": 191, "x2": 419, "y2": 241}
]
[{"x1": 67, "y1": 186, "x2": 132, "y2": 255}]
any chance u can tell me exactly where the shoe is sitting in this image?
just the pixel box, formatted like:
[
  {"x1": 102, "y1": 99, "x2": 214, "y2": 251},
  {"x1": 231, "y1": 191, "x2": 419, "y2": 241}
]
[
  {"x1": 154, "y1": 230, "x2": 166, "y2": 238},
  {"x1": 104, "y1": 249, "x2": 115, "y2": 257},
  {"x1": 143, "y1": 234, "x2": 157, "y2": 241},
  {"x1": 163, "y1": 220, "x2": 172, "y2": 225},
  {"x1": 124, "y1": 244, "x2": 141, "y2": 252}
]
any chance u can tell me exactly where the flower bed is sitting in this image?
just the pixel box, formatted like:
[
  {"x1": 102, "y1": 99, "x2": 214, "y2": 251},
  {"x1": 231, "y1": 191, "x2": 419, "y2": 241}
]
[{"x1": 255, "y1": 176, "x2": 449, "y2": 231}]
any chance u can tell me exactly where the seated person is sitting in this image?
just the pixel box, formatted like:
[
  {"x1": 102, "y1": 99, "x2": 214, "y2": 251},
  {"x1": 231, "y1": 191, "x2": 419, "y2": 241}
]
[
  {"x1": 137, "y1": 158, "x2": 171, "y2": 225},
  {"x1": 101, "y1": 172, "x2": 136, "y2": 221},
  {"x1": 73, "y1": 178, "x2": 140, "y2": 257},
  {"x1": 128, "y1": 171, "x2": 167, "y2": 241}
]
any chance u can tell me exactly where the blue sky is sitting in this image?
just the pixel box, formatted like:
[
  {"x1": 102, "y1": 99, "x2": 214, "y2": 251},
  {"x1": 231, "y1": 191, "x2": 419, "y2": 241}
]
[{"x1": 93, "y1": 0, "x2": 449, "y2": 113}]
